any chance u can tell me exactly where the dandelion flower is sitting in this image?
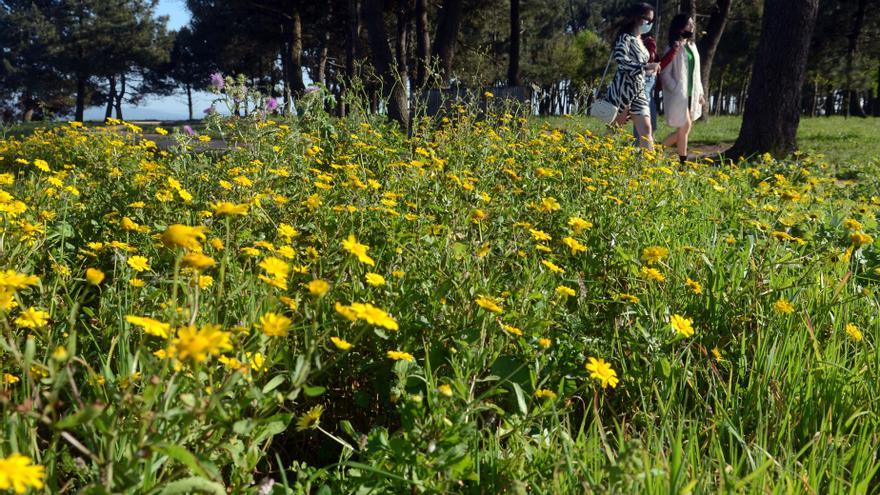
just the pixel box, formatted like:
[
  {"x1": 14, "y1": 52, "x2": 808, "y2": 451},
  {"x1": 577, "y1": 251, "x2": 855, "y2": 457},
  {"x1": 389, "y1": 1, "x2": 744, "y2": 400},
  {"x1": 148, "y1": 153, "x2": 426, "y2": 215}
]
[
  {"x1": 845, "y1": 323, "x2": 863, "y2": 342},
  {"x1": 475, "y1": 295, "x2": 503, "y2": 314},
  {"x1": 640, "y1": 246, "x2": 669, "y2": 265},
  {"x1": 259, "y1": 312, "x2": 292, "y2": 337},
  {"x1": 501, "y1": 323, "x2": 523, "y2": 336},
  {"x1": 685, "y1": 277, "x2": 703, "y2": 295},
  {"x1": 161, "y1": 224, "x2": 207, "y2": 250},
  {"x1": 562, "y1": 237, "x2": 587, "y2": 255},
  {"x1": 851, "y1": 231, "x2": 873, "y2": 247},
  {"x1": 307, "y1": 279, "x2": 330, "y2": 297},
  {"x1": 127, "y1": 256, "x2": 150, "y2": 272},
  {"x1": 0, "y1": 452, "x2": 45, "y2": 493},
  {"x1": 0, "y1": 270, "x2": 40, "y2": 291},
  {"x1": 172, "y1": 323, "x2": 232, "y2": 363},
  {"x1": 555, "y1": 285, "x2": 576, "y2": 297},
  {"x1": 341, "y1": 234, "x2": 375, "y2": 266},
  {"x1": 585, "y1": 357, "x2": 619, "y2": 389},
  {"x1": 640, "y1": 266, "x2": 665, "y2": 282},
  {"x1": 211, "y1": 201, "x2": 249, "y2": 216},
  {"x1": 670, "y1": 314, "x2": 694, "y2": 337},
  {"x1": 330, "y1": 336, "x2": 352, "y2": 350},
  {"x1": 387, "y1": 350, "x2": 414, "y2": 362},
  {"x1": 534, "y1": 389, "x2": 557, "y2": 399},
  {"x1": 541, "y1": 259, "x2": 565, "y2": 274},
  {"x1": 773, "y1": 298, "x2": 795, "y2": 314},
  {"x1": 538, "y1": 337, "x2": 552, "y2": 348},
  {"x1": 182, "y1": 252, "x2": 216, "y2": 270},
  {"x1": 15, "y1": 307, "x2": 49, "y2": 329},
  {"x1": 125, "y1": 315, "x2": 171, "y2": 338},
  {"x1": 86, "y1": 268, "x2": 105, "y2": 285},
  {"x1": 365, "y1": 272, "x2": 386, "y2": 286},
  {"x1": 296, "y1": 405, "x2": 324, "y2": 431}
]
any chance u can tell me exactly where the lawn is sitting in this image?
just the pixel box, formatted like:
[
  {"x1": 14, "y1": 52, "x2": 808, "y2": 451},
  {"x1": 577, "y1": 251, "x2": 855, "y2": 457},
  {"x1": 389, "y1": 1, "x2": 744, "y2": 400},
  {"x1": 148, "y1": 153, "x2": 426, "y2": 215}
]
[{"x1": 0, "y1": 105, "x2": 878, "y2": 493}]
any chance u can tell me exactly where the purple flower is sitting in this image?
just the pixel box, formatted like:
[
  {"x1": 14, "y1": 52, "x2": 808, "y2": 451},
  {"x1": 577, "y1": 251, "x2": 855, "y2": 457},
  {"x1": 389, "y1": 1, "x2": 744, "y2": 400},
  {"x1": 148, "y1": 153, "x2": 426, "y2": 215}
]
[
  {"x1": 210, "y1": 73, "x2": 225, "y2": 90},
  {"x1": 183, "y1": 125, "x2": 194, "y2": 136},
  {"x1": 203, "y1": 106, "x2": 216, "y2": 115},
  {"x1": 266, "y1": 97, "x2": 278, "y2": 111},
  {"x1": 305, "y1": 85, "x2": 320, "y2": 94}
]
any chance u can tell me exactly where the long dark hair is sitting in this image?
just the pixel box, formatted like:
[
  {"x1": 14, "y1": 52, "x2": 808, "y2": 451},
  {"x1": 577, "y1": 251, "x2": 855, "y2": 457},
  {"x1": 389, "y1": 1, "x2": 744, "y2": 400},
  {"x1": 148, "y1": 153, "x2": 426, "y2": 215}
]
[
  {"x1": 608, "y1": 3, "x2": 654, "y2": 41},
  {"x1": 668, "y1": 13, "x2": 693, "y2": 45}
]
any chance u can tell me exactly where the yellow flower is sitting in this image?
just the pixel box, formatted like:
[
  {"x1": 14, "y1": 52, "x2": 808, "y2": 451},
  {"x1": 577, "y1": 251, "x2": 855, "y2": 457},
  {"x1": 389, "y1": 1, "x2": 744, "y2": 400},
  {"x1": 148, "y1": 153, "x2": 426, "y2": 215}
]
[
  {"x1": 0, "y1": 270, "x2": 40, "y2": 291},
  {"x1": 845, "y1": 323, "x2": 863, "y2": 342},
  {"x1": 843, "y1": 218, "x2": 862, "y2": 231},
  {"x1": 247, "y1": 352, "x2": 267, "y2": 372},
  {"x1": 640, "y1": 266, "x2": 665, "y2": 282},
  {"x1": 211, "y1": 201, "x2": 249, "y2": 216},
  {"x1": 685, "y1": 277, "x2": 703, "y2": 294},
  {"x1": 437, "y1": 384, "x2": 453, "y2": 397},
  {"x1": 585, "y1": 357, "x2": 619, "y2": 389},
  {"x1": 341, "y1": 234, "x2": 375, "y2": 266},
  {"x1": 172, "y1": 323, "x2": 232, "y2": 363},
  {"x1": 125, "y1": 315, "x2": 171, "y2": 338},
  {"x1": 86, "y1": 268, "x2": 105, "y2": 285},
  {"x1": 555, "y1": 285, "x2": 576, "y2": 297},
  {"x1": 538, "y1": 196, "x2": 561, "y2": 212},
  {"x1": 541, "y1": 259, "x2": 565, "y2": 274},
  {"x1": 259, "y1": 312, "x2": 292, "y2": 337},
  {"x1": 534, "y1": 389, "x2": 557, "y2": 399},
  {"x1": 3, "y1": 373, "x2": 20, "y2": 384},
  {"x1": 279, "y1": 296, "x2": 298, "y2": 311},
  {"x1": 349, "y1": 303, "x2": 399, "y2": 330},
  {"x1": 475, "y1": 295, "x2": 503, "y2": 314},
  {"x1": 296, "y1": 404, "x2": 324, "y2": 431},
  {"x1": 127, "y1": 256, "x2": 150, "y2": 272},
  {"x1": 330, "y1": 336, "x2": 352, "y2": 350},
  {"x1": 0, "y1": 288, "x2": 16, "y2": 311},
  {"x1": 182, "y1": 252, "x2": 216, "y2": 270},
  {"x1": 161, "y1": 224, "x2": 207, "y2": 250},
  {"x1": 52, "y1": 346, "x2": 69, "y2": 361},
  {"x1": 365, "y1": 272, "x2": 386, "y2": 286},
  {"x1": 129, "y1": 278, "x2": 146, "y2": 288},
  {"x1": 538, "y1": 337, "x2": 552, "y2": 348},
  {"x1": 501, "y1": 323, "x2": 523, "y2": 336},
  {"x1": 307, "y1": 279, "x2": 330, "y2": 297},
  {"x1": 335, "y1": 302, "x2": 359, "y2": 321},
  {"x1": 278, "y1": 223, "x2": 299, "y2": 240},
  {"x1": 198, "y1": 275, "x2": 214, "y2": 288},
  {"x1": 562, "y1": 237, "x2": 587, "y2": 255},
  {"x1": 851, "y1": 231, "x2": 873, "y2": 247},
  {"x1": 670, "y1": 314, "x2": 694, "y2": 337},
  {"x1": 33, "y1": 159, "x2": 50, "y2": 172},
  {"x1": 259, "y1": 256, "x2": 289, "y2": 279},
  {"x1": 773, "y1": 298, "x2": 794, "y2": 314},
  {"x1": 15, "y1": 307, "x2": 49, "y2": 329},
  {"x1": 210, "y1": 238, "x2": 224, "y2": 250},
  {"x1": 0, "y1": 452, "x2": 45, "y2": 494},
  {"x1": 529, "y1": 228, "x2": 552, "y2": 242},
  {"x1": 387, "y1": 350, "x2": 414, "y2": 362},
  {"x1": 617, "y1": 293, "x2": 640, "y2": 304},
  {"x1": 568, "y1": 216, "x2": 593, "y2": 234},
  {"x1": 640, "y1": 246, "x2": 669, "y2": 265}
]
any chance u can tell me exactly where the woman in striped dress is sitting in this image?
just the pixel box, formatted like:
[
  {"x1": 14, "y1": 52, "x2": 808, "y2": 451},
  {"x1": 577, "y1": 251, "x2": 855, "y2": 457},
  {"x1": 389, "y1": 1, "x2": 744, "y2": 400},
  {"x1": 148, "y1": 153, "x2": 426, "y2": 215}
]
[{"x1": 607, "y1": 3, "x2": 660, "y2": 150}]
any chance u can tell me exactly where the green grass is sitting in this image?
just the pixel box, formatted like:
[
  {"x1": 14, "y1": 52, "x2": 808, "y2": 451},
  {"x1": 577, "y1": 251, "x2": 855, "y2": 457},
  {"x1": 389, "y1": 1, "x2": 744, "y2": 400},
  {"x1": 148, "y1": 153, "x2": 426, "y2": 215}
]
[{"x1": 537, "y1": 115, "x2": 880, "y2": 167}]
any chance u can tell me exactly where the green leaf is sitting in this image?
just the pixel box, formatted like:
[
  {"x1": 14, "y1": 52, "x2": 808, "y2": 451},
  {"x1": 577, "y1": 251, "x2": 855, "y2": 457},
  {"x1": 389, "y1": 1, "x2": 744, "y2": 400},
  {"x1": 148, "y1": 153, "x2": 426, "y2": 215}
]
[
  {"x1": 304, "y1": 385, "x2": 326, "y2": 397},
  {"x1": 153, "y1": 443, "x2": 219, "y2": 481},
  {"x1": 55, "y1": 404, "x2": 104, "y2": 429},
  {"x1": 158, "y1": 476, "x2": 225, "y2": 495},
  {"x1": 511, "y1": 383, "x2": 528, "y2": 415},
  {"x1": 262, "y1": 375, "x2": 286, "y2": 394}
]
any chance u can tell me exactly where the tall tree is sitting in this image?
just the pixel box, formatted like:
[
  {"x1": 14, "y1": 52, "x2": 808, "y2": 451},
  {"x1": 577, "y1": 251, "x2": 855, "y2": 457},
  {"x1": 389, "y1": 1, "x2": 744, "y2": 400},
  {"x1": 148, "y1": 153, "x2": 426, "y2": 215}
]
[
  {"x1": 433, "y1": 0, "x2": 464, "y2": 85},
  {"x1": 361, "y1": 0, "x2": 410, "y2": 129},
  {"x1": 508, "y1": 0, "x2": 521, "y2": 86},
  {"x1": 727, "y1": 0, "x2": 820, "y2": 159},
  {"x1": 697, "y1": 0, "x2": 732, "y2": 120},
  {"x1": 413, "y1": 0, "x2": 431, "y2": 87}
]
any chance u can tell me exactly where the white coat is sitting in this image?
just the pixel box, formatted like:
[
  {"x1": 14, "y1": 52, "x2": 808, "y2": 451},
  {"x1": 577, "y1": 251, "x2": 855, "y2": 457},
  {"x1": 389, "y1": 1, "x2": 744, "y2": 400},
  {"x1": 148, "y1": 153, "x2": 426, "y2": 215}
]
[{"x1": 660, "y1": 41, "x2": 703, "y2": 128}]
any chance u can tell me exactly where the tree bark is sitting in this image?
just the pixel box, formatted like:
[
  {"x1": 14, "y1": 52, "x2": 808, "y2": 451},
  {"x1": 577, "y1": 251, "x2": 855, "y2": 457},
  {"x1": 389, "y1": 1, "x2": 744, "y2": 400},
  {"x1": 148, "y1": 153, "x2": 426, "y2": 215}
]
[
  {"x1": 433, "y1": 0, "x2": 464, "y2": 86},
  {"x1": 75, "y1": 76, "x2": 86, "y2": 122},
  {"x1": 680, "y1": 0, "x2": 696, "y2": 16},
  {"x1": 727, "y1": 0, "x2": 819, "y2": 160},
  {"x1": 395, "y1": 0, "x2": 411, "y2": 86},
  {"x1": 414, "y1": 0, "x2": 430, "y2": 88},
  {"x1": 697, "y1": 0, "x2": 732, "y2": 121},
  {"x1": 186, "y1": 84, "x2": 193, "y2": 121},
  {"x1": 844, "y1": 0, "x2": 867, "y2": 119},
  {"x1": 288, "y1": 7, "x2": 306, "y2": 94},
  {"x1": 362, "y1": 0, "x2": 410, "y2": 130},
  {"x1": 508, "y1": 0, "x2": 520, "y2": 87},
  {"x1": 105, "y1": 76, "x2": 116, "y2": 121},
  {"x1": 115, "y1": 73, "x2": 125, "y2": 120}
]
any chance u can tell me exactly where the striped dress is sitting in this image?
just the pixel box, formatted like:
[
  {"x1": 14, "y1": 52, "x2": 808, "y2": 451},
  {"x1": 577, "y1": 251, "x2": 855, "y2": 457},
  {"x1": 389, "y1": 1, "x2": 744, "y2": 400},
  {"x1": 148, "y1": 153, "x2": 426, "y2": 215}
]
[{"x1": 606, "y1": 33, "x2": 650, "y2": 117}]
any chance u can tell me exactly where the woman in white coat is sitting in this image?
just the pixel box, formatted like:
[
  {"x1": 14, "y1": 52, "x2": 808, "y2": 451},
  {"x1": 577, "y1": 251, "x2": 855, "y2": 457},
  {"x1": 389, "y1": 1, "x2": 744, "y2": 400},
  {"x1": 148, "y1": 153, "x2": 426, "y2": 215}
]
[{"x1": 659, "y1": 14, "x2": 705, "y2": 164}]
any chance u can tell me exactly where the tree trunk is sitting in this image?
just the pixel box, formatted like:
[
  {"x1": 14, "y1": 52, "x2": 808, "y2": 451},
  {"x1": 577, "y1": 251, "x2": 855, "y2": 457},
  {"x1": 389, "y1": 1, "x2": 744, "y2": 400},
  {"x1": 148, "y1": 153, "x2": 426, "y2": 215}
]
[
  {"x1": 75, "y1": 76, "x2": 86, "y2": 122},
  {"x1": 414, "y1": 0, "x2": 430, "y2": 88},
  {"x1": 875, "y1": 62, "x2": 880, "y2": 116},
  {"x1": 844, "y1": 0, "x2": 867, "y2": 119},
  {"x1": 697, "y1": 0, "x2": 732, "y2": 122},
  {"x1": 105, "y1": 76, "x2": 116, "y2": 121},
  {"x1": 115, "y1": 73, "x2": 125, "y2": 120},
  {"x1": 680, "y1": 0, "x2": 696, "y2": 16},
  {"x1": 288, "y1": 7, "x2": 306, "y2": 94},
  {"x1": 433, "y1": 0, "x2": 464, "y2": 86},
  {"x1": 318, "y1": 31, "x2": 330, "y2": 85},
  {"x1": 508, "y1": 0, "x2": 520, "y2": 87},
  {"x1": 186, "y1": 84, "x2": 193, "y2": 121},
  {"x1": 362, "y1": 0, "x2": 410, "y2": 130},
  {"x1": 395, "y1": 0, "x2": 411, "y2": 85},
  {"x1": 727, "y1": 0, "x2": 819, "y2": 160}
]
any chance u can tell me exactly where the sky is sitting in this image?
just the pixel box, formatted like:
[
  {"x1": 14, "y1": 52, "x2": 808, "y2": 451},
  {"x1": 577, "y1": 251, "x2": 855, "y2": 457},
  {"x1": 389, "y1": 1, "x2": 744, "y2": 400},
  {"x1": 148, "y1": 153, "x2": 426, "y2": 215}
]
[{"x1": 83, "y1": 0, "x2": 210, "y2": 121}]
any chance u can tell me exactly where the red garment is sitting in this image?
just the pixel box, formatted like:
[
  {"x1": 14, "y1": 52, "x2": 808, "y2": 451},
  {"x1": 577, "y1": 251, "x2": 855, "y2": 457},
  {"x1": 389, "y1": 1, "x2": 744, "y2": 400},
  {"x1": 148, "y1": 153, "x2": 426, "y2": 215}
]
[
  {"x1": 659, "y1": 46, "x2": 678, "y2": 70},
  {"x1": 641, "y1": 35, "x2": 658, "y2": 62}
]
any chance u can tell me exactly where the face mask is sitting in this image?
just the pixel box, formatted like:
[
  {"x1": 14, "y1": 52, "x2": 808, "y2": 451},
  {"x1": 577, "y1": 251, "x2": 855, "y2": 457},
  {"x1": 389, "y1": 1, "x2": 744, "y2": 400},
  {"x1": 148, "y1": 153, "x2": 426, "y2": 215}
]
[
  {"x1": 681, "y1": 31, "x2": 694, "y2": 39},
  {"x1": 641, "y1": 21, "x2": 653, "y2": 34}
]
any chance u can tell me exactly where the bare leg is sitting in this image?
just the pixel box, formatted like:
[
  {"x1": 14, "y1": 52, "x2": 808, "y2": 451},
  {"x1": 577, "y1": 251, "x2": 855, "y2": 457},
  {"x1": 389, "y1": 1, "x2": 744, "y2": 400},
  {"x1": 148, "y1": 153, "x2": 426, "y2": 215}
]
[
  {"x1": 677, "y1": 110, "x2": 692, "y2": 157},
  {"x1": 632, "y1": 114, "x2": 653, "y2": 150},
  {"x1": 613, "y1": 108, "x2": 630, "y2": 127}
]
